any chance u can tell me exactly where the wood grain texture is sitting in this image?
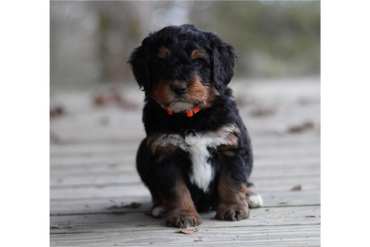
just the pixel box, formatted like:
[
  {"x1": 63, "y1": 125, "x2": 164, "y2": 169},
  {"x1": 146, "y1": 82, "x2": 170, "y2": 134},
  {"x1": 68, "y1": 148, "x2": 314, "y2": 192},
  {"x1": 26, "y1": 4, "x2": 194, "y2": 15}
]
[{"x1": 51, "y1": 207, "x2": 320, "y2": 246}]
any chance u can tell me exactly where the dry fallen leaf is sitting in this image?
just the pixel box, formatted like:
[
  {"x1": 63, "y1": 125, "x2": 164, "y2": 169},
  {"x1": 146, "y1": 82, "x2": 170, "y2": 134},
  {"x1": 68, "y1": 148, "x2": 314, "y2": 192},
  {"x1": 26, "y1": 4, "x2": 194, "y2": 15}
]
[
  {"x1": 108, "y1": 203, "x2": 126, "y2": 209},
  {"x1": 108, "y1": 202, "x2": 141, "y2": 209},
  {"x1": 124, "y1": 202, "x2": 141, "y2": 208},
  {"x1": 194, "y1": 237, "x2": 204, "y2": 242},
  {"x1": 250, "y1": 107, "x2": 275, "y2": 117},
  {"x1": 178, "y1": 227, "x2": 200, "y2": 235},
  {"x1": 290, "y1": 185, "x2": 302, "y2": 191},
  {"x1": 288, "y1": 121, "x2": 314, "y2": 133},
  {"x1": 279, "y1": 200, "x2": 288, "y2": 204},
  {"x1": 51, "y1": 222, "x2": 75, "y2": 229},
  {"x1": 93, "y1": 91, "x2": 138, "y2": 110},
  {"x1": 50, "y1": 106, "x2": 64, "y2": 119}
]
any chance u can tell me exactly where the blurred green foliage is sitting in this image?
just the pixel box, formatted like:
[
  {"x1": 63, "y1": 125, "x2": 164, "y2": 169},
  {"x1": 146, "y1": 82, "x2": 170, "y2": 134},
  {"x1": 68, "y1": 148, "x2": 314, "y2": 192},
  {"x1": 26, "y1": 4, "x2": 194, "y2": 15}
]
[
  {"x1": 50, "y1": 1, "x2": 320, "y2": 89},
  {"x1": 190, "y1": 1, "x2": 320, "y2": 77}
]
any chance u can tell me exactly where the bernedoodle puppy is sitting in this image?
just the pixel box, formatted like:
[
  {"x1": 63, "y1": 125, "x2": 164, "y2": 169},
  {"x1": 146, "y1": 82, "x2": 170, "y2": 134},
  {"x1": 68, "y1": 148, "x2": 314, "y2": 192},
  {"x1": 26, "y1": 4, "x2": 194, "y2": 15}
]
[{"x1": 129, "y1": 24, "x2": 263, "y2": 228}]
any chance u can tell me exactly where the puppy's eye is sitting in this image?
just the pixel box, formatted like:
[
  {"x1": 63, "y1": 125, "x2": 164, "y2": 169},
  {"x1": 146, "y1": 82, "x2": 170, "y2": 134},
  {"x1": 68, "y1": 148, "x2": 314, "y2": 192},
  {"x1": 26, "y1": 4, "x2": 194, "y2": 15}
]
[{"x1": 193, "y1": 60, "x2": 202, "y2": 67}]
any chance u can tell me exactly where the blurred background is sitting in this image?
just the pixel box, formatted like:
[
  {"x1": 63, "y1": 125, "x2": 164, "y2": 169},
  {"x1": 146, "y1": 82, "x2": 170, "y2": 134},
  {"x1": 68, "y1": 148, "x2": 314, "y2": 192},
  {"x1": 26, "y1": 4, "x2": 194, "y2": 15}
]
[{"x1": 50, "y1": 0, "x2": 320, "y2": 91}]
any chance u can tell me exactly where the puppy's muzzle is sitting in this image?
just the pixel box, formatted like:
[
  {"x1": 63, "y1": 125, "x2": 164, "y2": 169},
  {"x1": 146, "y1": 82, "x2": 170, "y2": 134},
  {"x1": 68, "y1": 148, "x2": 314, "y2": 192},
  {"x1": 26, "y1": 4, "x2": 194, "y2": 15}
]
[{"x1": 171, "y1": 84, "x2": 188, "y2": 96}]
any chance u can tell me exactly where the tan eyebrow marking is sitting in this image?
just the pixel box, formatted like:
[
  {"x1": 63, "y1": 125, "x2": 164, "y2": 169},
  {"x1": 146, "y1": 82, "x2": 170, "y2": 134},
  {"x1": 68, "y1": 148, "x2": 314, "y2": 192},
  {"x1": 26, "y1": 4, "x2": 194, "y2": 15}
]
[
  {"x1": 190, "y1": 49, "x2": 205, "y2": 60},
  {"x1": 157, "y1": 46, "x2": 170, "y2": 59}
]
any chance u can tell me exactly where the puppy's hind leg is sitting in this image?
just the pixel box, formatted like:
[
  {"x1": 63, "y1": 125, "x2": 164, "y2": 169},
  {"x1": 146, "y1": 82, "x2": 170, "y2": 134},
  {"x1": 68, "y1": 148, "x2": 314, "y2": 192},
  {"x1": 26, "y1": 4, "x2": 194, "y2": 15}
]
[{"x1": 136, "y1": 139, "x2": 165, "y2": 218}]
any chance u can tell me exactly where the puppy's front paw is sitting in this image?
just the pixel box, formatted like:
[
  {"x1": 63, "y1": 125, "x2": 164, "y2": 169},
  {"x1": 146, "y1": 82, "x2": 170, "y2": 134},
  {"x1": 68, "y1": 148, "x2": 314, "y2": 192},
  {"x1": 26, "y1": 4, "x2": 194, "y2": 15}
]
[
  {"x1": 166, "y1": 210, "x2": 202, "y2": 228},
  {"x1": 215, "y1": 202, "x2": 249, "y2": 221}
]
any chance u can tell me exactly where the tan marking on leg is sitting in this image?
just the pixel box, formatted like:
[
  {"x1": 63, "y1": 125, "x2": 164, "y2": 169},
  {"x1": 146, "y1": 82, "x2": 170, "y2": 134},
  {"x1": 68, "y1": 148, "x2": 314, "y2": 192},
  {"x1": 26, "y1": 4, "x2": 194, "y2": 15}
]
[
  {"x1": 216, "y1": 173, "x2": 249, "y2": 221},
  {"x1": 165, "y1": 178, "x2": 202, "y2": 227}
]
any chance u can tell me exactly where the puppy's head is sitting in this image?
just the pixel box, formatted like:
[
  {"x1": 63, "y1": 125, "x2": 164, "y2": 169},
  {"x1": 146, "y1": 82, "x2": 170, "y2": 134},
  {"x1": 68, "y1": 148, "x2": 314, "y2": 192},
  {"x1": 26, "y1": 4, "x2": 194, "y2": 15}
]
[{"x1": 129, "y1": 24, "x2": 236, "y2": 113}]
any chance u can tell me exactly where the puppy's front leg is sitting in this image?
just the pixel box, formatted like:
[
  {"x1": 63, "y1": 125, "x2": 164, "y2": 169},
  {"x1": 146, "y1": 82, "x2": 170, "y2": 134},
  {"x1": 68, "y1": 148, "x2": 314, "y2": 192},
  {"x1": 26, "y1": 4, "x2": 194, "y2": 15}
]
[
  {"x1": 215, "y1": 156, "x2": 250, "y2": 221},
  {"x1": 153, "y1": 161, "x2": 202, "y2": 228},
  {"x1": 164, "y1": 179, "x2": 202, "y2": 227}
]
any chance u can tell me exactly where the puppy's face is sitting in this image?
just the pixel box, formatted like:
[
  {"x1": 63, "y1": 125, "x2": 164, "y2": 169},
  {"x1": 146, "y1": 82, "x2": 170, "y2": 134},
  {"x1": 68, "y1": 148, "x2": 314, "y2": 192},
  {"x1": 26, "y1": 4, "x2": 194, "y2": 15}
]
[
  {"x1": 150, "y1": 46, "x2": 218, "y2": 112},
  {"x1": 129, "y1": 25, "x2": 236, "y2": 112}
]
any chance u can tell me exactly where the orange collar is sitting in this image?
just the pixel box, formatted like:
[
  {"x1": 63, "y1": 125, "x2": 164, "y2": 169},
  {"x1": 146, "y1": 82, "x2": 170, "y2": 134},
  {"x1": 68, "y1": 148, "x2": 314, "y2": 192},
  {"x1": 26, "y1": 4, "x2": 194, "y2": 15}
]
[{"x1": 167, "y1": 107, "x2": 200, "y2": 117}]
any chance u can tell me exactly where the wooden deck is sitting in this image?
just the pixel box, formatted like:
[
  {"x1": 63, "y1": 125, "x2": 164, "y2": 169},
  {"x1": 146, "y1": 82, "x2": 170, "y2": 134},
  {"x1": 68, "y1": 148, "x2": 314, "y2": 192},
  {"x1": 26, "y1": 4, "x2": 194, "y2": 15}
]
[{"x1": 50, "y1": 77, "x2": 320, "y2": 246}]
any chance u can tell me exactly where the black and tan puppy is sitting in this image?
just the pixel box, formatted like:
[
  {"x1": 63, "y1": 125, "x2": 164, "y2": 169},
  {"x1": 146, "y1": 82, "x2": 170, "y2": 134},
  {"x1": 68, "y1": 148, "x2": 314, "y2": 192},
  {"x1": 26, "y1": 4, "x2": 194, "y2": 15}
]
[{"x1": 129, "y1": 24, "x2": 263, "y2": 228}]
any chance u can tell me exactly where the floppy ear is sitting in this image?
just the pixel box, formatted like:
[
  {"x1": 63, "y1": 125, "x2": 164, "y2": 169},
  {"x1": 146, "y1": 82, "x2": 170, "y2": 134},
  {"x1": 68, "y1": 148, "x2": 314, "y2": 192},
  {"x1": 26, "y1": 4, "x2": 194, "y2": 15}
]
[
  {"x1": 209, "y1": 35, "x2": 237, "y2": 91},
  {"x1": 128, "y1": 38, "x2": 151, "y2": 93}
]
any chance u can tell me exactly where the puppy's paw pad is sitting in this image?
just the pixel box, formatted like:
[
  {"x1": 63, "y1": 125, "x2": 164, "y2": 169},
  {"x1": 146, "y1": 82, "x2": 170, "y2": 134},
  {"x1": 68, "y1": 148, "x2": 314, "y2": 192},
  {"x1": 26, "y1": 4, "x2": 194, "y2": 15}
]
[
  {"x1": 215, "y1": 204, "x2": 249, "y2": 221},
  {"x1": 246, "y1": 194, "x2": 263, "y2": 208},
  {"x1": 166, "y1": 212, "x2": 202, "y2": 228}
]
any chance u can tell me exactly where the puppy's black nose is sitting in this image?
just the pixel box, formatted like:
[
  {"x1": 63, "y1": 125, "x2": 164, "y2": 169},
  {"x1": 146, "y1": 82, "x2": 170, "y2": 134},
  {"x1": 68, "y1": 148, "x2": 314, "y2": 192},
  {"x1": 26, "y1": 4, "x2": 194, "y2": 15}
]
[{"x1": 171, "y1": 84, "x2": 188, "y2": 96}]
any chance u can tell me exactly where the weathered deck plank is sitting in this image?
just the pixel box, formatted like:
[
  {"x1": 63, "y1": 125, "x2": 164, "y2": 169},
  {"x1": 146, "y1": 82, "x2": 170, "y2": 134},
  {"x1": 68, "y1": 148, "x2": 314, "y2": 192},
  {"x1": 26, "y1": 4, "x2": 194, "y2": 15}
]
[
  {"x1": 50, "y1": 206, "x2": 320, "y2": 246},
  {"x1": 51, "y1": 225, "x2": 320, "y2": 246},
  {"x1": 50, "y1": 190, "x2": 320, "y2": 215},
  {"x1": 50, "y1": 206, "x2": 321, "y2": 231}
]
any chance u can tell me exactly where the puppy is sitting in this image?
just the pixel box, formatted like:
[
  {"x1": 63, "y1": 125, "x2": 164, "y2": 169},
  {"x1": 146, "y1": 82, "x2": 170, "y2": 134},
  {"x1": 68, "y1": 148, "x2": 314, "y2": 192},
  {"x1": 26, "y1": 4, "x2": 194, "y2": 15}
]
[{"x1": 129, "y1": 24, "x2": 262, "y2": 228}]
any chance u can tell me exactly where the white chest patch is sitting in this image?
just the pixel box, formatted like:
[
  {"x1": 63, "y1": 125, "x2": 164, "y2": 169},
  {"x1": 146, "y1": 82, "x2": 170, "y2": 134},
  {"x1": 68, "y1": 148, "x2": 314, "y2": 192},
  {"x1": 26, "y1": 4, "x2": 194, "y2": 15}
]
[
  {"x1": 153, "y1": 124, "x2": 239, "y2": 192},
  {"x1": 185, "y1": 135, "x2": 215, "y2": 193}
]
